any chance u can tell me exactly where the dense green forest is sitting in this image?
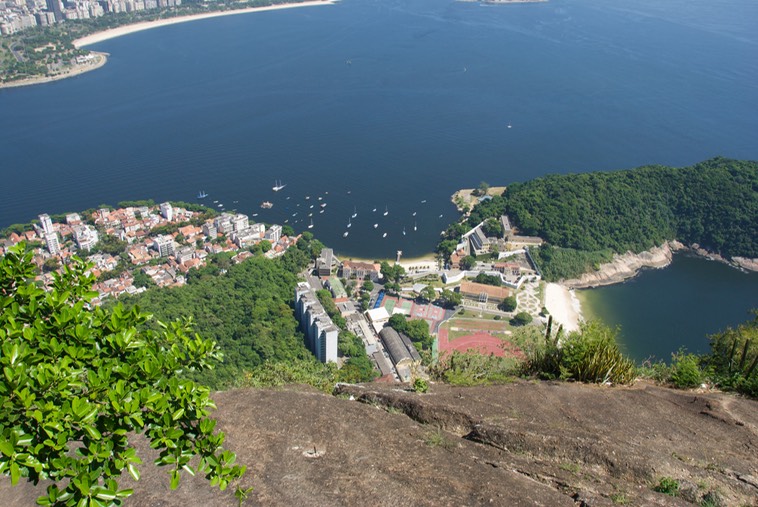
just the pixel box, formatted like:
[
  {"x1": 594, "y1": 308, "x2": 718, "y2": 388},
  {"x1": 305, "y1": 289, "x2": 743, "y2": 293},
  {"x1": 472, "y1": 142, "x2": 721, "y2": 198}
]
[
  {"x1": 118, "y1": 235, "x2": 321, "y2": 388},
  {"x1": 440, "y1": 158, "x2": 758, "y2": 280}
]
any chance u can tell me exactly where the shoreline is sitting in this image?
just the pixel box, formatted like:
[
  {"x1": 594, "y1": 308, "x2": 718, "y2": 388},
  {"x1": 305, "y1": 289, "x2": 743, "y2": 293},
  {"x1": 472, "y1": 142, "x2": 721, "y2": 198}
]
[
  {"x1": 560, "y1": 241, "x2": 758, "y2": 289},
  {"x1": 0, "y1": 1, "x2": 334, "y2": 90},
  {"x1": 0, "y1": 52, "x2": 108, "y2": 90},
  {"x1": 335, "y1": 253, "x2": 439, "y2": 273},
  {"x1": 544, "y1": 283, "x2": 582, "y2": 333},
  {"x1": 74, "y1": 1, "x2": 335, "y2": 48}
]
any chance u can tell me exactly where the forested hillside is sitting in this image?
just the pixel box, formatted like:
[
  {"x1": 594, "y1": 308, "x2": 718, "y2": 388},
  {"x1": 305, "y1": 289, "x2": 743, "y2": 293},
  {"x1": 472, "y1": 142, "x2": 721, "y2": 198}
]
[
  {"x1": 442, "y1": 158, "x2": 757, "y2": 280},
  {"x1": 119, "y1": 236, "x2": 320, "y2": 388},
  {"x1": 505, "y1": 158, "x2": 757, "y2": 258}
]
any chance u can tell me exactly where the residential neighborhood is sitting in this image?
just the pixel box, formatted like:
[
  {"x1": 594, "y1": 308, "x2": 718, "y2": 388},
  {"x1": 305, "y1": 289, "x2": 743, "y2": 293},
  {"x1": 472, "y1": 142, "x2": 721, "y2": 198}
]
[{"x1": 0, "y1": 202, "x2": 298, "y2": 305}]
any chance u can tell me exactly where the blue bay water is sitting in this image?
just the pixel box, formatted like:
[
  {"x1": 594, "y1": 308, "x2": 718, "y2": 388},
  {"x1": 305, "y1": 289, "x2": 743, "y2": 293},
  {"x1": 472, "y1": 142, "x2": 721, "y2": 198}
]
[{"x1": 1, "y1": 0, "x2": 756, "y2": 356}]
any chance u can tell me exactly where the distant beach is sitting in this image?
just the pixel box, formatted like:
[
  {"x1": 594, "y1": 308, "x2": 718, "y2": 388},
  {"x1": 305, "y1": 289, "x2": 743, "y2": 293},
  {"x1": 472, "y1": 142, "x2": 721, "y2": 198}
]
[
  {"x1": 74, "y1": 1, "x2": 335, "y2": 48},
  {"x1": 544, "y1": 283, "x2": 582, "y2": 333}
]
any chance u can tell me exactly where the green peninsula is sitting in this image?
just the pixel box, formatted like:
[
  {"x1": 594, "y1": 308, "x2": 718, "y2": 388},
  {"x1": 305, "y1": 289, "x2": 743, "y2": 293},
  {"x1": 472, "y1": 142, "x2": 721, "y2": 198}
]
[{"x1": 441, "y1": 157, "x2": 758, "y2": 281}]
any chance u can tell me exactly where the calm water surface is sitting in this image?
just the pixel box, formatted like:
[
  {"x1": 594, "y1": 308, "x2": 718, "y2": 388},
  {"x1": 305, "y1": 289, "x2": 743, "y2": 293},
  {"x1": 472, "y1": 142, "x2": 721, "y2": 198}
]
[
  {"x1": 0, "y1": 0, "x2": 756, "y2": 355},
  {"x1": 578, "y1": 255, "x2": 758, "y2": 362}
]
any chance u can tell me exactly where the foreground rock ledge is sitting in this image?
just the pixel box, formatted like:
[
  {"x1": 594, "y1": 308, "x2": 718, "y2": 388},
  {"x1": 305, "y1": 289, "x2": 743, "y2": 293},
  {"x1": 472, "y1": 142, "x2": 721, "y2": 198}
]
[{"x1": 2, "y1": 381, "x2": 757, "y2": 506}]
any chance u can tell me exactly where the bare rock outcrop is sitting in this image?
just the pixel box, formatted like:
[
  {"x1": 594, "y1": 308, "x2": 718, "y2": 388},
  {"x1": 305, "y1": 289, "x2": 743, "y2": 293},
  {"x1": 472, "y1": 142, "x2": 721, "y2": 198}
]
[
  {"x1": 3, "y1": 381, "x2": 757, "y2": 506},
  {"x1": 561, "y1": 241, "x2": 683, "y2": 289}
]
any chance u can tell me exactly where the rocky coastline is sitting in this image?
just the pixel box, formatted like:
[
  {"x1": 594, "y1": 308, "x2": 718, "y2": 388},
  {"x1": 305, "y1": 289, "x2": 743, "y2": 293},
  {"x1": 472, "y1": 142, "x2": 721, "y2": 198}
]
[{"x1": 561, "y1": 241, "x2": 758, "y2": 289}]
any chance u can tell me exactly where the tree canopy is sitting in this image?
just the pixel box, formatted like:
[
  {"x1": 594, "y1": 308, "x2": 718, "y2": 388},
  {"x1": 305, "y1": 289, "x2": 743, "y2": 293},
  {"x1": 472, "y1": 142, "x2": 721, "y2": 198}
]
[
  {"x1": 441, "y1": 158, "x2": 758, "y2": 281},
  {"x1": 0, "y1": 244, "x2": 244, "y2": 506}
]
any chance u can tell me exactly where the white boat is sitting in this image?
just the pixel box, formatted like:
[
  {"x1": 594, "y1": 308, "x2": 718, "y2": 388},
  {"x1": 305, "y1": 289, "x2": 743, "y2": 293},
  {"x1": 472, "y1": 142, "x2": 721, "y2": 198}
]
[
  {"x1": 421, "y1": 200, "x2": 427, "y2": 203},
  {"x1": 217, "y1": 204, "x2": 223, "y2": 208},
  {"x1": 403, "y1": 228, "x2": 406, "y2": 236},
  {"x1": 252, "y1": 213, "x2": 258, "y2": 217},
  {"x1": 414, "y1": 222, "x2": 417, "y2": 232},
  {"x1": 412, "y1": 211, "x2": 417, "y2": 216},
  {"x1": 372, "y1": 208, "x2": 377, "y2": 212},
  {"x1": 373, "y1": 223, "x2": 378, "y2": 229},
  {"x1": 383, "y1": 206, "x2": 388, "y2": 216},
  {"x1": 310, "y1": 205, "x2": 314, "y2": 209},
  {"x1": 261, "y1": 201, "x2": 273, "y2": 209},
  {"x1": 308, "y1": 219, "x2": 314, "y2": 229},
  {"x1": 273, "y1": 180, "x2": 286, "y2": 192},
  {"x1": 507, "y1": 123, "x2": 512, "y2": 129},
  {"x1": 308, "y1": 213, "x2": 312, "y2": 217},
  {"x1": 319, "y1": 209, "x2": 324, "y2": 214},
  {"x1": 439, "y1": 214, "x2": 443, "y2": 218},
  {"x1": 305, "y1": 196, "x2": 310, "y2": 200},
  {"x1": 347, "y1": 218, "x2": 352, "y2": 228},
  {"x1": 197, "y1": 191, "x2": 208, "y2": 199},
  {"x1": 343, "y1": 231, "x2": 349, "y2": 238},
  {"x1": 320, "y1": 203, "x2": 327, "y2": 208},
  {"x1": 352, "y1": 206, "x2": 357, "y2": 218},
  {"x1": 382, "y1": 232, "x2": 387, "y2": 238}
]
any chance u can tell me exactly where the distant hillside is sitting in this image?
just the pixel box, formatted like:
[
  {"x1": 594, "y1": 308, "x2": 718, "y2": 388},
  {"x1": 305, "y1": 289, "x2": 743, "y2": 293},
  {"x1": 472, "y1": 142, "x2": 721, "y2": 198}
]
[
  {"x1": 505, "y1": 157, "x2": 757, "y2": 257},
  {"x1": 450, "y1": 158, "x2": 758, "y2": 280},
  {"x1": 118, "y1": 236, "x2": 319, "y2": 388}
]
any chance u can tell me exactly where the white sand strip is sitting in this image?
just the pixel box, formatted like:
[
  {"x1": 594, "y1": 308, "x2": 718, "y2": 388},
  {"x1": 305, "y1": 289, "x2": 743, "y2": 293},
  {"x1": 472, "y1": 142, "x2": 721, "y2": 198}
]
[
  {"x1": 74, "y1": 0, "x2": 335, "y2": 48},
  {"x1": 544, "y1": 283, "x2": 582, "y2": 333}
]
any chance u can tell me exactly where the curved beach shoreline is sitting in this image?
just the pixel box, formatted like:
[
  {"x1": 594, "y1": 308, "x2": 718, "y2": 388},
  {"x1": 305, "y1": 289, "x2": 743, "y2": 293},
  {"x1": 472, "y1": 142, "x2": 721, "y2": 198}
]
[
  {"x1": 0, "y1": 1, "x2": 335, "y2": 89},
  {"x1": 74, "y1": 0, "x2": 335, "y2": 48}
]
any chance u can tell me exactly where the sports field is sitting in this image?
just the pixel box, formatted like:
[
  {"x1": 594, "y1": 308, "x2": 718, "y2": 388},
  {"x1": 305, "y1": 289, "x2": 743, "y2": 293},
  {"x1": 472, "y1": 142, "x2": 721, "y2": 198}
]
[{"x1": 438, "y1": 317, "x2": 525, "y2": 359}]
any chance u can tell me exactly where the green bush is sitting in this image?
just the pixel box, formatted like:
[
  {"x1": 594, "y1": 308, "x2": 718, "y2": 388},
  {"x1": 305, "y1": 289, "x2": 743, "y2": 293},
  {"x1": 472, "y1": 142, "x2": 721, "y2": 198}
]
[
  {"x1": 499, "y1": 296, "x2": 517, "y2": 312},
  {"x1": 413, "y1": 378, "x2": 429, "y2": 393},
  {"x1": 670, "y1": 350, "x2": 703, "y2": 388},
  {"x1": 653, "y1": 476, "x2": 679, "y2": 496},
  {"x1": 703, "y1": 311, "x2": 758, "y2": 397},
  {"x1": 429, "y1": 351, "x2": 519, "y2": 386},
  {"x1": 510, "y1": 312, "x2": 533, "y2": 326},
  {"x1": 524, "y1": 321, "x2": 636, "y2": 385}
]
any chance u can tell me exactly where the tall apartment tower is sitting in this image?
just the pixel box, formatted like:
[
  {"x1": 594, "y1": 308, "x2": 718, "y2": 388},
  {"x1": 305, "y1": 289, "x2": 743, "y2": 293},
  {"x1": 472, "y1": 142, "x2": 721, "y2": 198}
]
[
  {"x1": 160, "y1": 202, "x2": 174, "y2": 221},
  {"x1": 38, "y1": 214, "x2": 60, "y2": 255},
  {"x1": 39, "y1": 213, "x2": 54, "y2": 235},
  {"x1": 45, "y1": 0, "x2": 64, "y2": 21}
]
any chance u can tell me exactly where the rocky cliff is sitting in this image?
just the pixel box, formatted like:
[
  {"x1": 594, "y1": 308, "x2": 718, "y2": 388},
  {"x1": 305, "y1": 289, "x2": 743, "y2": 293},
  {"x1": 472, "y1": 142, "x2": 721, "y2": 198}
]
[
  {"x1": 561, "y1": 242, "x2": 681, "y2": 289},
  {"x1": 2, "y1": 381, "x2": 757, "y2": 506}
]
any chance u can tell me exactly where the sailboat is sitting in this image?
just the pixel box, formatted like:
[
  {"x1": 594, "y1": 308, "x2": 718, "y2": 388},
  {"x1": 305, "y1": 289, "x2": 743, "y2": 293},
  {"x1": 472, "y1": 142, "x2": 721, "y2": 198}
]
[
  {"x1": 347, "y1": 218, "x2": 352, "y2": 228},
  {"x1": 352, "y1": 206, "x2": 357, "y2": 218},
  {"x1": 383, "y1": 206, "x2": 389, "y2": 216},
  {"x1": 273, "y1": 180, "x2": 286, "y2": 192},
  {"x1": 308, "y1": 219, "x2": 314, "y2": 229}
]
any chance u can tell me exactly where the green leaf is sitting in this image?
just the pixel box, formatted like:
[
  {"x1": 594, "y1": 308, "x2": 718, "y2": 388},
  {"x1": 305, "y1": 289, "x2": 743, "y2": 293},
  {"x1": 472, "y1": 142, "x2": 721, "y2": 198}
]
[
  {"x1": 170, "y1": 469, "x2": 180, "y2": 490},
  {"x1": 127, "y1": 463, "x2": 140, "y2": 481},
  {"x1": 10, "y1": 462, "x2": 20, "y2": 485},
  {"x1": 0, "y1": 439, "x2": 15, "y2": 457}
]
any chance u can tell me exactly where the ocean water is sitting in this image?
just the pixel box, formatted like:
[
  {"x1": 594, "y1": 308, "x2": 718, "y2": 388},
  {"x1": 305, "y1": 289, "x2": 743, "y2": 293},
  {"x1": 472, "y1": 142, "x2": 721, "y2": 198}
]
[
  {"x1": 578, "y1": 255, "x2": 758, "y2": 362},
  {"x1": 0, "y1": 0, "x2": 756, "y2": 355}
]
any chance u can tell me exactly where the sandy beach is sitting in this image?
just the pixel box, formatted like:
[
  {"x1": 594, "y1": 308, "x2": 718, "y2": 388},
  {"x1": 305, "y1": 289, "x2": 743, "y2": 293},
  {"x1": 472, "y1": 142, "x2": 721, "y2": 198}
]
[
  {"x1": 336, "y1": 253, "x2": 439, "y2": 274},
  {"x1": 544, "y1": 283, "x2": 582, "y2": 333},
  {"x1": 74, "y1": 0, "x2": 335, "y2": 48}
]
